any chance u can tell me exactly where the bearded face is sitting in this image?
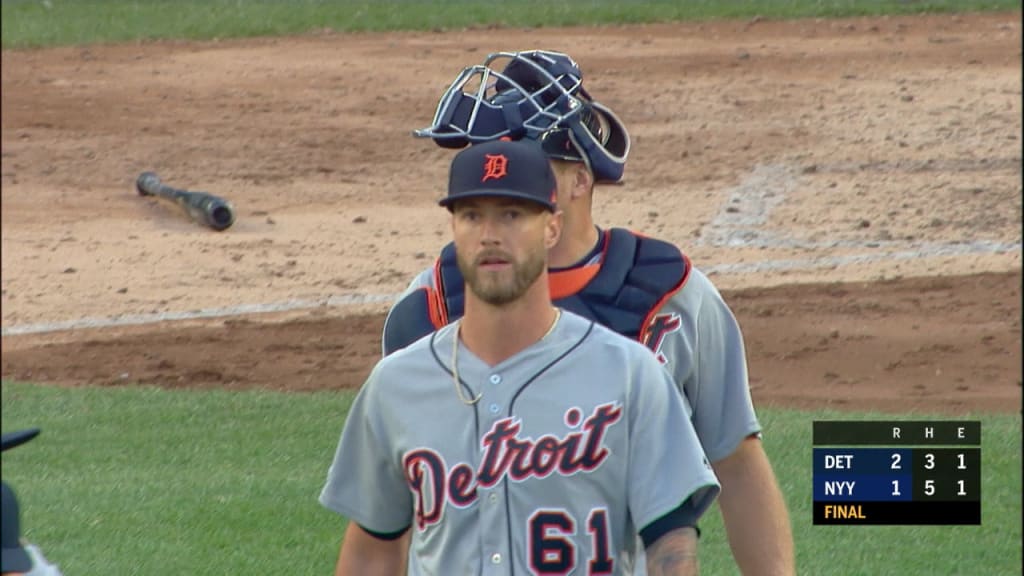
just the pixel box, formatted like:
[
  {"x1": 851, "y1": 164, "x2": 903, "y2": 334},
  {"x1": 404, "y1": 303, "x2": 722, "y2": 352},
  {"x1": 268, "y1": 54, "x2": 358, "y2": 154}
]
[
  {"x1": 456, "y1": 240, "x2": 547, "y2": 306},
  {"x1": 450, "y1": 198, "x2": 555, "y2": 307}
]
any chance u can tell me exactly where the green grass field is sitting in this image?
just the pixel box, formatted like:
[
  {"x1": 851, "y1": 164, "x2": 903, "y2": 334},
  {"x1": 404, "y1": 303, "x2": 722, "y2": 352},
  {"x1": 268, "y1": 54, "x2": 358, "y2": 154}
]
[
  {"x1": 2, "y1": 382, "x2": 1021, "y2": 575},
  {"x1": 1, "y1": 0, "x2": 1021, "y2": 48}
]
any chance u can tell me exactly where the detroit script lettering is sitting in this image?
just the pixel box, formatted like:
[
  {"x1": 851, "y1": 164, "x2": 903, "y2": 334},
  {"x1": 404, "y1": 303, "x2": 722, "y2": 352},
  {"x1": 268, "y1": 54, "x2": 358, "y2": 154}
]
[{"x1": 403, "y1": 402, "x2": 623, "y2": 530}]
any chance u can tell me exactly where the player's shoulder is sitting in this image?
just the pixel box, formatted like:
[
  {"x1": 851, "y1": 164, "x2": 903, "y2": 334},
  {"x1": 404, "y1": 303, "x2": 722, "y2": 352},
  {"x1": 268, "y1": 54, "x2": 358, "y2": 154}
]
[
  {"x1": 566, "y1": 313, "x2": 675, "y2": 398},
  {"x1": 375, "y1": 324, "x2": 449, "y2": 377},
  {"x1": 680, "y1": 264, "x2": 721, "y2": 293},
  {"x1": 610, "y1": 228, "x2": 725, "y2": 307},
  {"x1": 402, "y1": 265, "x2": 438, "y2": 293},
  {"x1": 613, "y1": 227, "x2": 683, "y2": 252},
  {"x1": 383, "y1": 264, "x2": 439, "y2": 330},
  {"x1": 657, "y1": 261, "x2": 728, "y2": 315},
  {"x1": 568, "y1": 310, "x2": 661, "y2": 360},
  {"x1": 607, "y1": 228, "x2": 687, "y2": 270},
  {"x1": 382, "y1": 265, "x2": 442, "y2": 355}
]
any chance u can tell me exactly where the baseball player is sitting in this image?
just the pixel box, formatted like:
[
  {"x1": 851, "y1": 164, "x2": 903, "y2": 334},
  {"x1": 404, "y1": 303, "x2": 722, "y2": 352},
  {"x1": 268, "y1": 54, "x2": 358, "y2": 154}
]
[
  {"x1": 320, "y1": 139, "x2": 720, "y2": 575},
  {"x1": 2, "y1": 429, "x2": 63, "y2": 576},
  {"x1": 383, "y1": 51, "x2": 795, "y2": 575}
]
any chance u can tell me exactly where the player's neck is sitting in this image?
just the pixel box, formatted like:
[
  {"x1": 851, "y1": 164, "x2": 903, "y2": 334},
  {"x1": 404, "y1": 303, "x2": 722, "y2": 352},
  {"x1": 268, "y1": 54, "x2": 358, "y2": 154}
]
[
  {"x1": 547, "y1": 210, "x2": 599, "y2": 269},
  {"x1": 460, "y1": 280, "x2": 559, "y2": 366}
]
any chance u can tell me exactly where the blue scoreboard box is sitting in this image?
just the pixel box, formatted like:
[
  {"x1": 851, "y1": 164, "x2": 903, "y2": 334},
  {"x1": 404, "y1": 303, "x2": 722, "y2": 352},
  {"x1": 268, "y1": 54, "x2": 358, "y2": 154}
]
[{"x1": 812, "y1": 421, "x2": 981, "y2": 525}]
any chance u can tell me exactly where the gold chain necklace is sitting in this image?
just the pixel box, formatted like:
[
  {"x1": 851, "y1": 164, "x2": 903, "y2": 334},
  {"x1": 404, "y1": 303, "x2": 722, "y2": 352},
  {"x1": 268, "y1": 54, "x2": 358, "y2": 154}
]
[{"x1": 451, "y1": 308, "x2": 562, "y2": 406}]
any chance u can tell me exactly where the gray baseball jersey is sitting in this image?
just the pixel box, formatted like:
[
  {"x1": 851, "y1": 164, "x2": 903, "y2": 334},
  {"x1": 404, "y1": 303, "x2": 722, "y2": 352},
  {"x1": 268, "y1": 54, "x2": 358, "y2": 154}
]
[
  {"x1": 322, "y1": 310, "x2": 720, "y2": 575},
  {"x1": 385, "y1": 261, "x2": 760, "y2": 463}
]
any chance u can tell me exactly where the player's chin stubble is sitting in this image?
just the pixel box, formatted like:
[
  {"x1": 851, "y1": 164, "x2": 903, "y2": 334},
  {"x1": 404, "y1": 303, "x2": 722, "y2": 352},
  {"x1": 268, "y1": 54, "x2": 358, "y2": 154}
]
[{"x1": 459, "y1": 248, "x2": 546, "y2": 306}]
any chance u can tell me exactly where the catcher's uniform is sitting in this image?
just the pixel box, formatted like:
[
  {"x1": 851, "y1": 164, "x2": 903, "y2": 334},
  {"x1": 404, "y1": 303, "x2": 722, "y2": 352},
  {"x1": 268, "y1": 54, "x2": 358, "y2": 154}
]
[
  {"x1": 383, "y1": 228, "x2": 760, "y2": 463},
  {"x1": 321, "y1": 310, "x2": 720, "y2": 575}
]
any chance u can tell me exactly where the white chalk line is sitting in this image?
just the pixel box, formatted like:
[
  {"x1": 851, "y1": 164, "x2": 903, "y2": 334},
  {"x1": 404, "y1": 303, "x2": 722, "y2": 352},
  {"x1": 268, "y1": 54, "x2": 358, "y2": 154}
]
[
  {"x1": 3, "y1": 162, "x2": 1019, "y2": 337},
  {"x1": 701, "y1": 242, "x2": 1021, "y2": 275},
  {"x1": 696, "y1": 163, "x2": 1022, "y2": 254},
  {"x1": 1, "y1": 294, "x2": 398, "y2": 337},
  {"x1": 700, "y1": 164, "x2": 793, "y2": 246},
  {"x1": 3, "y1": 241, "x2": 1019, "y2": 337}
]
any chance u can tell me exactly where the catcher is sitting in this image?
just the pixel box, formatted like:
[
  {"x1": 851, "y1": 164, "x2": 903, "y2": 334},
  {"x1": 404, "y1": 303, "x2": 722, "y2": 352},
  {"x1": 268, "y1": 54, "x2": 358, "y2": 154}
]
[{"x1": 383, "y1": 50, "x2": 795, "y2": 575}]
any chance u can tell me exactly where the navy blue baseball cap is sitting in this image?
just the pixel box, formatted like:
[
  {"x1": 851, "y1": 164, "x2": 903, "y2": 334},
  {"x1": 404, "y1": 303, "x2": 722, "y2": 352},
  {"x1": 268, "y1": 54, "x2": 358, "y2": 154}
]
[{"x1": 441, "y1": 139, "x2": 558, "y2": 212}]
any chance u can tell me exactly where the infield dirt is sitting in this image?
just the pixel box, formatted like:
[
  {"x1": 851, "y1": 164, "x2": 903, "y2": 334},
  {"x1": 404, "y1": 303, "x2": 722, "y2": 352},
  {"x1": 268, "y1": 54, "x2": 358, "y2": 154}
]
[{"x1": 2, "y1": 12, "x2": 1021, "y2": 414}]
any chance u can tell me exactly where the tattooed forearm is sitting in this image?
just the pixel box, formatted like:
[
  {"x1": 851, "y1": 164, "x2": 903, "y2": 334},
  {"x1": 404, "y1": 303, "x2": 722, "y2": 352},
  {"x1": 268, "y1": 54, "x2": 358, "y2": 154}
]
[{"x1": 646, "y1": 526, "x2": 699, "y2": 576}]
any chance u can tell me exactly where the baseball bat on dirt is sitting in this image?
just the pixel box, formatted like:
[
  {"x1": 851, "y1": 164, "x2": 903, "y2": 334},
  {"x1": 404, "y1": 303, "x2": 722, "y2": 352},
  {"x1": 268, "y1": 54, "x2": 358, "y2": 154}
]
[{"x1": 135, "y1": 172, "x2": 236, "y2": 231}]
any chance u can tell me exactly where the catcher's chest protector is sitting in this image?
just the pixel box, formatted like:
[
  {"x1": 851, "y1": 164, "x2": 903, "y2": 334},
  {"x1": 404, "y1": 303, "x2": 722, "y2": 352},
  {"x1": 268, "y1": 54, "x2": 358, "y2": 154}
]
[{"x1": 437, "y1": 228, "x2": 689, "y2": 344}]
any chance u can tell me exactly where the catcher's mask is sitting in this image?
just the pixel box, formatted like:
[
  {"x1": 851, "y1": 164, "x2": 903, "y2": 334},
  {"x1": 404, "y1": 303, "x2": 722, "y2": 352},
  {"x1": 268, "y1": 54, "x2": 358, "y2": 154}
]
[{"x1": 413, "y1": 49, "x2": 631, "y2": 183}]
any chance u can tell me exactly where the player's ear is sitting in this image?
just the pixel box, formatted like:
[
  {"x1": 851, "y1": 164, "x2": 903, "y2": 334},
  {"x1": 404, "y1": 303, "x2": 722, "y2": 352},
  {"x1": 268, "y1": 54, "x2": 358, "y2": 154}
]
[
  {"x1": 545, "y1": 209, "x2": 563, "y2": 250},
  {"x1": 570, "y1": 162, "x2": 594, "y2": 201}
]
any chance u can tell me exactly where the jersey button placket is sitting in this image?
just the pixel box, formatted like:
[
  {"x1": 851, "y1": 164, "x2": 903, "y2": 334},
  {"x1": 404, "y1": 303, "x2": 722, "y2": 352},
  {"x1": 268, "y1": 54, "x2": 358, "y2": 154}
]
[
  {"x1": 487, "y1": 375, "x2": 502, "y2": 414},
  {"x1": 478, "y1": 372, "x2": 509, "y2": 573},
  {"x1": 478, "y1": 483, "x2": 508, "y2": 574}
]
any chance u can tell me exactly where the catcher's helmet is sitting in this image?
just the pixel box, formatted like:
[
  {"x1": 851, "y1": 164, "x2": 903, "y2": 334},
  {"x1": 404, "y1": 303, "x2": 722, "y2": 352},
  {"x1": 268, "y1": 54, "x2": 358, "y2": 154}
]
[{"x1": 413, "y1": 50, "x2": 631, "y2": 183}]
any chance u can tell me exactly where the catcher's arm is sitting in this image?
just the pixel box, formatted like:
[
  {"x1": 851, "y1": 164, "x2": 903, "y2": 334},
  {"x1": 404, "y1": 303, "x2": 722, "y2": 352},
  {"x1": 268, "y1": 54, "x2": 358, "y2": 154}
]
[{"x1": 714, "y1": 437, "x2": 795, "y2": 575}]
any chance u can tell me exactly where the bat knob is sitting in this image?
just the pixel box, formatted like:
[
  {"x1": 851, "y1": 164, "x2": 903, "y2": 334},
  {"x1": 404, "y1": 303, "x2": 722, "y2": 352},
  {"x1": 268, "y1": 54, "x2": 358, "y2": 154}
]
[
  {"x1": 207, "y1": 202, "x2": 235, "y2": 231},
  {"x1": 136, "y1": 171, "x2": 161, "y2": 196}
]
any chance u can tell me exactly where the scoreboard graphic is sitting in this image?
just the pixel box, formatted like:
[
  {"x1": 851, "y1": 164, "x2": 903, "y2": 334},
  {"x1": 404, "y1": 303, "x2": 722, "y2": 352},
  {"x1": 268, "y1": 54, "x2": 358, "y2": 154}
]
[{"x1": 812, "y1": 421, "x2": 981, "y2": 525}]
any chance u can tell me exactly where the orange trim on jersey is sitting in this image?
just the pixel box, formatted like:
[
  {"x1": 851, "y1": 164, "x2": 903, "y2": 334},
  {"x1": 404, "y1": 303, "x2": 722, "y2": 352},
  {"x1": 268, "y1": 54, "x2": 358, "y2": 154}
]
[
  {"x1": 639, "y1": 251, "x2": 692, "y2": 345},
  {"x1": 549, "y1": 264, "x2": 600, "y2": 299},
  {"x1": 548, "y1": 229, "x2": 611, "y2": 299},
  {"x1": 403, "y1": 285, "x2": 446, "y2": 330},
  {"x1": 427, "y1": 287, "x2": 447, "y2": 329},
  {"x1": 430, "y1": 259, "x2": 449, "y2": 328}
]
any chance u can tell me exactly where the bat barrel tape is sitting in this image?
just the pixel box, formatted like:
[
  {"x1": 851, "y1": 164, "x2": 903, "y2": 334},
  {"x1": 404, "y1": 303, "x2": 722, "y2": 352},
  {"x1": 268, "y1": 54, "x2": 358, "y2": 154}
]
[{"x1": 136, "y1": 172, "x2": 235, "y2": 231}]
